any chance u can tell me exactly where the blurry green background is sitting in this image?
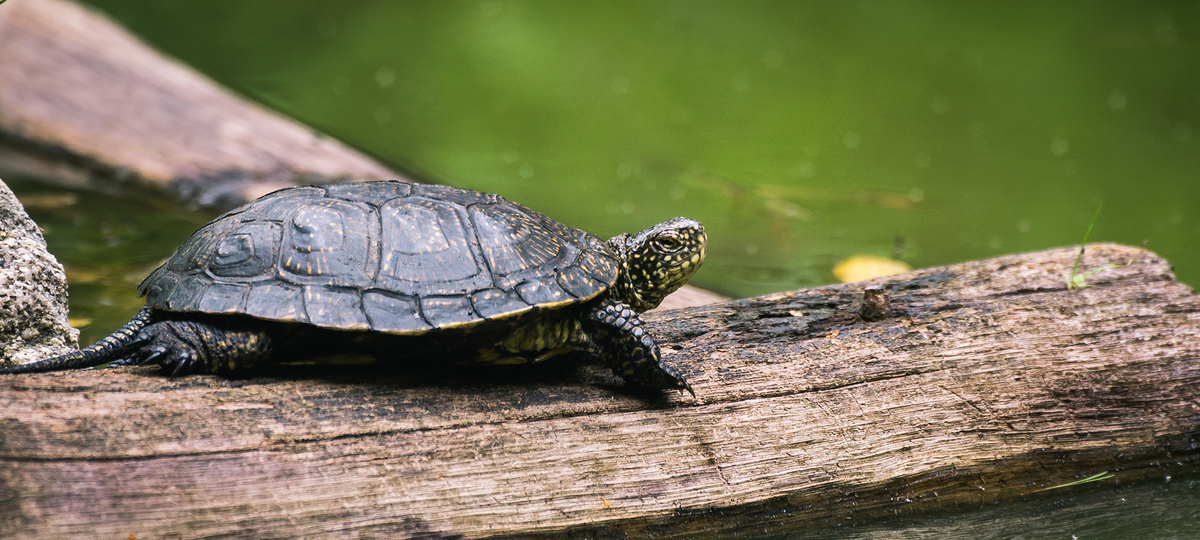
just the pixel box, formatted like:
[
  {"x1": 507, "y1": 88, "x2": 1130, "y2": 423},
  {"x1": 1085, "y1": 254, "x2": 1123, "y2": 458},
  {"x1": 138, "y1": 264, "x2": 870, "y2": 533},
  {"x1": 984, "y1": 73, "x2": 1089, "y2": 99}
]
[{"x1": 11, "y1": 0, "x2": 1200, "y2": 344}]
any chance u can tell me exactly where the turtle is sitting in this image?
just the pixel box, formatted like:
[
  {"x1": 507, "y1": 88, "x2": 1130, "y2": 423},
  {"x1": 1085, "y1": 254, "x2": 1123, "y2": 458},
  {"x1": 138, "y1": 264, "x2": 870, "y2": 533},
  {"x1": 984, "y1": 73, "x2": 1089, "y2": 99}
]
[{"x1": 2, "y1": 180, "x2": 706, "y2": 394}]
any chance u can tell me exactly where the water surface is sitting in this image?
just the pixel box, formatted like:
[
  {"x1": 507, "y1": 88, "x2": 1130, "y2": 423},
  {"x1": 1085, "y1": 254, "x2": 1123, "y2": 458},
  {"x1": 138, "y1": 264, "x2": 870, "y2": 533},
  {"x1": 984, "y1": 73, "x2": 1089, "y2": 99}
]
[{"x1": 70, "y1": 0, "x2": 1199, "y2": 303}]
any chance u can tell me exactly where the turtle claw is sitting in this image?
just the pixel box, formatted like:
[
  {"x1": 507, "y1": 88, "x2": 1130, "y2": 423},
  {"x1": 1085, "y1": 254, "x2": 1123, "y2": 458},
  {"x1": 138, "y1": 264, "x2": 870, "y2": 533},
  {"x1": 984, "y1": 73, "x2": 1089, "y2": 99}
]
[
  {"x1": 134, "y1": 344, "x2": 195, "y2": 377},
  {"x1": 655, "y1": 363, "x2": 695, "y2": 399},
  {"x1": 139, "y1": 346, "x2": 167, "y2": 366},
  {"x1": 105, "y1": 337, "x2": 151, "y2": 367},
  {"x1": 168, "y1": 351, "x2": 196, "y2": 377},
  {"x1": 131, "y1": 323, "x2": 206, "y2": 376}
]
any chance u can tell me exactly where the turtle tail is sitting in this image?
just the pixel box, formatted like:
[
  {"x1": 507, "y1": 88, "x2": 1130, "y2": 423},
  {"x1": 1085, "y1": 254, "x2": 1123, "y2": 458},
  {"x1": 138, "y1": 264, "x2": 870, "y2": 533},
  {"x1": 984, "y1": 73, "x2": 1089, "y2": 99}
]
[{"x1": 0, "y1": 306, "x2": 156, "y2": 374}]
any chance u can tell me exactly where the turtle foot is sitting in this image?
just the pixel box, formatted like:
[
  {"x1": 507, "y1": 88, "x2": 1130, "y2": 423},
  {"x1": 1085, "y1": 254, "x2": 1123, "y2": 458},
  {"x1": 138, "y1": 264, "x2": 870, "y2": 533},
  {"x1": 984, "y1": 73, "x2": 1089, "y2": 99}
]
[{"x1": 134, "y1": 320, "x2": 274, "y2": 375}]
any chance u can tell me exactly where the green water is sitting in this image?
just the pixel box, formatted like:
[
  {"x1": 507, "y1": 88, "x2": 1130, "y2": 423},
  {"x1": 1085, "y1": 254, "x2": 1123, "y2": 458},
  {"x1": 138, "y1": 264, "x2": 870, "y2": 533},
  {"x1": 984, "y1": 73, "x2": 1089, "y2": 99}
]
[
  {"x1": 74, "y1": 0, "x2": 1199, "y2": 301},
  {"x1": 817, "y1": 470, "x2": 1200, "y2": 539},
  {"x1": 6, "y1": 1, "x2": 1199, "y2": 536}
]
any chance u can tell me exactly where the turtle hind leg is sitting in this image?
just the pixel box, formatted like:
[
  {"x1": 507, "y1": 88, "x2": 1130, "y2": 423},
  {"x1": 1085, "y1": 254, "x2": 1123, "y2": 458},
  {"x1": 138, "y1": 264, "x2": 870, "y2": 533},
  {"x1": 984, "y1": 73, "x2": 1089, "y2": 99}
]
[
  {"x1": 0, "y1": 306, "x2": 156, "y2": 374},
  {"x1": 581, "y1": 297, "x2": 694, "y2": 396},
  {"x1": 136, "y1": 320, "x2": 274, "y2": 376}
]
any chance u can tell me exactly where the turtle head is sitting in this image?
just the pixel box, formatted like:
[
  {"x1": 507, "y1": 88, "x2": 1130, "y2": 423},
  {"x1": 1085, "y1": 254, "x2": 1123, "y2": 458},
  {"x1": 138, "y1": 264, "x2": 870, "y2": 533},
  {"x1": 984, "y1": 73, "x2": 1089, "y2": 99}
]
[{"x1": 609, "y1": 217, "x2": 707, "y2": 312}]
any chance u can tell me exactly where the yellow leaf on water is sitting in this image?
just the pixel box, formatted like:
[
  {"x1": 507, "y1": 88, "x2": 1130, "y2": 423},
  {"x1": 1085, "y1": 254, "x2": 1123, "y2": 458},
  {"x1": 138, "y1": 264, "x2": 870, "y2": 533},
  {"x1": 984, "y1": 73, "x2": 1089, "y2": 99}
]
[
  {"x1": 64, "y1": 268, "x2": 105, "y2": 284},
  {"x1": 68, "y1": 318, "x2": 93, "y2": 329},
  {"x1": 16, "y1": 192, "x2": 79, "y2": 209},
  {"x1": 832, "y1": 255, "x2": 911, "y2": 283}
]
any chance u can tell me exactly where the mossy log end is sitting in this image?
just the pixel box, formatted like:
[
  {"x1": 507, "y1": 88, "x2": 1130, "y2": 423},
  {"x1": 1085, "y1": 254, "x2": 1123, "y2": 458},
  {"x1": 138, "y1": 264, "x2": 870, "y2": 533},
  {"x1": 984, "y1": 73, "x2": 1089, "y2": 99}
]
[
  {"x1": 1, "y1": 243, "x2": 1197, "y2": 539},
  {"x1": 0, "y1": 0, "x2": 397, "y2": 208}
]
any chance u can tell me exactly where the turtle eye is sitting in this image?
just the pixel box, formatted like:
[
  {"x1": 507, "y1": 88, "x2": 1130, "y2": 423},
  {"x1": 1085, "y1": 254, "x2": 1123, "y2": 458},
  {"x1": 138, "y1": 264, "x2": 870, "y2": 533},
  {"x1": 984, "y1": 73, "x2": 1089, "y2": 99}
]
[{"x1": 655, "y1": 236, "x2": 683, "y2": 252}]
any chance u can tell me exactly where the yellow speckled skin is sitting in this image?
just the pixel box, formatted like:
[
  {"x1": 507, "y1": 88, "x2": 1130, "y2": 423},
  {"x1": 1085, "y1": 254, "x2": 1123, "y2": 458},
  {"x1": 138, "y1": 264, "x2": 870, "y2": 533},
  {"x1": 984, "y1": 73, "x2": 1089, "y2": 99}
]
[{"x1": 4, "y1": 181, "x2": 706, "y2": 393}]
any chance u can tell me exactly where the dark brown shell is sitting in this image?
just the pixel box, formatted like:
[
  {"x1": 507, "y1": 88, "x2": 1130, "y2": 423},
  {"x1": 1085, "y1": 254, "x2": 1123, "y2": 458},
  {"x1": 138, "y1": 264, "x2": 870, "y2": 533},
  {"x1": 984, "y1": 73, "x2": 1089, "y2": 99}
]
[{"x1": 137, "y1": 181, "x2": 620, "y2": 334}]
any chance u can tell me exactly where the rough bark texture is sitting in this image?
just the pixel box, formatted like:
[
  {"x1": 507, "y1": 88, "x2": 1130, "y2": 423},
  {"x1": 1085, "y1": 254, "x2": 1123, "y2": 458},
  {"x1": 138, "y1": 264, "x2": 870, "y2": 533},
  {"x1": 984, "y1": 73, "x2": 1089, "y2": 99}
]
[
  {"x1": 0, "y1": 178, "x2": 77, "y2": 365},
  {"x1": 0, "y1": 243, "x2": 1196, "y2": 539},
  {"x1": 0, "y1": 0, "x2": 397, "y2": 208}
]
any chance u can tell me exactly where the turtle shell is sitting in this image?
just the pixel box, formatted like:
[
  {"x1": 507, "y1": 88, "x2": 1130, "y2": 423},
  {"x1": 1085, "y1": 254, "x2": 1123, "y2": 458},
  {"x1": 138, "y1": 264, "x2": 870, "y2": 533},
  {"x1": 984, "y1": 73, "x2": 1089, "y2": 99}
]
[{"x1": 137, "y1": 181, "x2": 620, "y2": 334}]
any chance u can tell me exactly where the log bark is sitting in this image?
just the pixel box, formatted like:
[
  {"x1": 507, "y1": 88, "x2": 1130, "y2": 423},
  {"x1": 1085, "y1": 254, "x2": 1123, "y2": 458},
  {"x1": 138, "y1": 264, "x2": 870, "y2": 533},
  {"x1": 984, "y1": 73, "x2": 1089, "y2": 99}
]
[
  {"x1": 0, "y1": 0, "x2": 397, "y2": 208},
  {"x1": 0, "y1": 243, "x2": 1196, "y2": 539}
]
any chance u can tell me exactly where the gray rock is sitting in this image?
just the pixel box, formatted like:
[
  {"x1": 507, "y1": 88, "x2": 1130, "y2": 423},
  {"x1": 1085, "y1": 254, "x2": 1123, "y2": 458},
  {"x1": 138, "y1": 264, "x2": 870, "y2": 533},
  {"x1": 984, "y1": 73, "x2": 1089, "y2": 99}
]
[{"x1": 0, "y1": 177, "x2": 78, "y2": 366}]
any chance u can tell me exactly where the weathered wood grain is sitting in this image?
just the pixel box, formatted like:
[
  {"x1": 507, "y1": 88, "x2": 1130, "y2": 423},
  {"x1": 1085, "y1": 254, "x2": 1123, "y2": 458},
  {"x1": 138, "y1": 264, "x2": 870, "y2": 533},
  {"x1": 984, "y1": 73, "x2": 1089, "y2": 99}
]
[
  {"x1": 0, "y1": 243, "x2": 1197, "y2": 539},
  {"x1": 0, "y1": 0, "x2": 396, "y2": 207}
]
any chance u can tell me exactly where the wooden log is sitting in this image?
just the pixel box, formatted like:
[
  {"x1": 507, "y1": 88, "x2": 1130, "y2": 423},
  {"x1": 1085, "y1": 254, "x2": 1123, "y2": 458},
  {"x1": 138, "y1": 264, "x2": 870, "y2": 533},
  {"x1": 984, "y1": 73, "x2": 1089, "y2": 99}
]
[
  {"x1": 0, "y1": 0, "x2": 397, "y2": 207},
  {"x1": 0, "y1": 243, "x2": 1196, "y2": 538}
]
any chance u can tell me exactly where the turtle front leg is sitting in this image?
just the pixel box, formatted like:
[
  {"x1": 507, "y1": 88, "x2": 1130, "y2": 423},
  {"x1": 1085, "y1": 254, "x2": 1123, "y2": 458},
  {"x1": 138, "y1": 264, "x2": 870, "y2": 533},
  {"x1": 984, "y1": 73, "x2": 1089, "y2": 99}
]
[
  {"x1": 135, "y1": 320, "x2": 274, "y2": 376},
  {"x1": 581, "y1": 297, "x2": 694, "y2": 396}
]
